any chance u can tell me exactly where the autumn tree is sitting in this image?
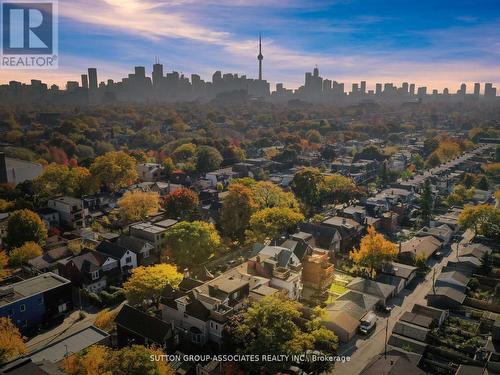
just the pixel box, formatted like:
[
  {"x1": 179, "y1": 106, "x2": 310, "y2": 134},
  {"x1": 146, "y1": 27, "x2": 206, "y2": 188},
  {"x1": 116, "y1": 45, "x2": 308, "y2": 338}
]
[
  {"x1": 322, "y1": 174, "x2": 363, "y2": 204},
  {"x1": 123, "y1": 264, "x2": 183, "y2": 305},
  {"x1": 162, "y1": 188, "x2": 199, "y2": 220},
  {"x1": 164, "y1": 221, "x2": 221, "y2": 266},
  {"x1": 6, "y1": 209, "x2": 47, "y2": 248},
  {"x1": 0, "y1": 317, "x2": 26, "y2": 364},
  {"x1": 172, "y1": 143, "x2": 196, "y2": 163},
  {"x1": 250, "y1": 181, "x2": 299, "y2": 211},
  {"x1": 34, "y1": 164, "x2": 97, "y2": 200},
  {"x1": 290, "y1": 167, "x2": 324, "y2": 210},
  {"x1": 224, "y1": 296, "x2": 337, "y2": 374},
  {"x1": 222, "y1": 145, "x2": 245, "y2": 166},
  {"x1": 459, "y1": 204, "x2": 500, "y2": 240},
  {"x1": 118, "y1": 191, "x2": 159, "y2": 222},
  {"x1": 196, "y1": 145, "x2": 223, "y2": 173},
  {"x1": 349, "y1": 226, "x2": 398, "y2": 277},
  {"x1": 94, "y1": 309, "x2": 117, "y2": 332},
  {"x1": 445, "y1": 184, "x2": 475, "y2": 206},
  {"x1": 90, "y1": 151, "x2": 138, "y2": 192},
  {"x1": 8, "y1": 242, "x2": 42, "y2": 266},
  {"x1": 0, "y1": 252, "x2": 9, "y2": 281},
  {"x1": 219, "y1": 183, "x2": 256, "y2": 240},
  {"x1": 249, "y1": 207, "x2": 304, "y2": 241},
  {"x1": 162, "y1": 157, "x2": 175, "y2": 179}
]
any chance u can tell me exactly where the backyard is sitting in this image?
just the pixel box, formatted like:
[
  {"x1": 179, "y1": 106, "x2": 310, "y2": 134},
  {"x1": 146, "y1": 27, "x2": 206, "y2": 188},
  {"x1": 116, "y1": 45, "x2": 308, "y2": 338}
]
[{"x1": 325, "y1": 272, "x2": 353, "y2": 304}]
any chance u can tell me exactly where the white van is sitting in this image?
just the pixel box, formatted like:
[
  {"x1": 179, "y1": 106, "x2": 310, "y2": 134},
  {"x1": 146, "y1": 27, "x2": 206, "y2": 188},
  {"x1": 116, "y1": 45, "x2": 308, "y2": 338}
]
[{"x1": 359, "y1": 311, "x2": 377, "y2": 335}]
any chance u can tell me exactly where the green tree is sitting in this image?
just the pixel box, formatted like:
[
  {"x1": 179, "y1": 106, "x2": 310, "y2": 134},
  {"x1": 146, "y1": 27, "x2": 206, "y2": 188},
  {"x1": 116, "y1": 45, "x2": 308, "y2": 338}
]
[
  {"x1": 250, "y1": 181, "x2": 299, "y2": 210},
  {"x1": 426, "y1": 152, "x2": 441, "y2": 168},
  {"x1": 123, "y1": 264, "x2": 183, "y2": 306},
  {"x1": 477, "y1": 176, "x2": 489, "y2": 190},
  {"x1": 162, "y1": 157, "x2": 175, "y2": 179},
  {"x1": 224, "y1": 296, "x2": 337, "y2": 374},
  {"x1": 90, "y1": 151, "x2": 138, "y2": 192},
  {"x1": 322, "y1": 174, "x2": 363, "y2": 204},
  {"x1": 196, "y1": 146, "x2": 223, "y2": 173},
  {"x1": 164, "y1": 221, "x2": 221, "y2": 266},
  {"x1": 290, "y1": 168, "x2": 324, "y2": 210},
  {"x1": 162, "y1": 188, "x2": 199, "y2": 220},
  {"x1": 172, "y1": 143, "x2": 196, "y2": 163},
  {"x1": 421, "y1": 179, "x2": 433, "y2": 225},
  {"x1": 458, "y1": 204, "x2": 500, "y2": 240},
  {"x1": 249, "y1": 207, "x2": 304, "y2": 241},
  {"x1": 6, "y1": 209, "x2": 47, "y2": 248},
  {"x1": 220, "y1": 183, "x2": 256, "y2": 240}
]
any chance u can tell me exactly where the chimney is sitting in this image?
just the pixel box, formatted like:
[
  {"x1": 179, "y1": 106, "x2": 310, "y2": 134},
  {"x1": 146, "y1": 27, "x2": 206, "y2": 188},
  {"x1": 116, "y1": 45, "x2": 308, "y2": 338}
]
[{"x1": 0, "y1": 153, "x2": 7, "y2": 184}]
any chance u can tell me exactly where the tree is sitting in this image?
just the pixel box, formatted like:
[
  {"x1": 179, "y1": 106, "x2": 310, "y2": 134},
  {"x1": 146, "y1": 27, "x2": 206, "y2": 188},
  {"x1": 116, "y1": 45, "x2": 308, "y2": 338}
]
[
  {"x1": 477, "y1": 176, "x2": 489, "y2": 190},
  {"x1": 290, "y1": 168, "x2": 324, "y2": 210},
  {"x1": 458, "y1": 204, "x2": 500, "y2": 240},
  {"x1": 118, "y1": 191, "x2": 159, "y2": 222},
  {"x1": 90, "y1": 151, "x2": 138, "y2": 192},
  {"x1": 162, "y1": 188, "x2": 199, "y2": 220},
  {"x1": 0, "y1": 199, "x2": 14, "y2": 213},
  {"x1": 222, "y1": 145, "x2": 245, "y2": 166},
  {"x1": 249, "y1": 207, "x2": 304, "y2": 241},
  {"x1": 162, "y1": 157, "x2": 175, "y2": 179},
  {"x1": 349, "y1": 226, "x2": 398, "y2": 277},
  {"x1": 426, "y1": 152, "x2": 441, "y2": 168},
  {"x1": 446, "y1": 184, "x2": 475, "y2": 206},
  {"x1": 196, "y1": 146, "x2": 223, "y2": 173},
  {"x1": 0, "y1": 317, "x2": 26, "y2": 364},
  {"x1": 250, "y1": 181, "x2": 299, "y2": 211},
  {"x1": 305, "y1": 129, "x2": 322, "y2": 143},
  {"x1": 423, "y1": 137, "x2": 439, "y2": 156},
  {"x1": 164, "y1": 221, "x2": 221, "y2": 266},
  {"x1": 220, "y1": 183, "x2": 256, "y2": 240},
  {"x1": 421, "y1": 179, "x2": 433, "y2": 225},
  {"x1": 172, "y1": 143, "x2": 196, "y2": 163},
  {"x1": 8, "y1": 242, "x2": 42, "y2": 266},
  {"x1": 322, "y1": 174, "x2": 363, "y2": 204},
  {"x1": 61, "y1": 345, "x2": 173, "y2": 375},
  {"x1": 224, "y1": 296, "x2": 337, "y2": 374},
  {"x1": 0, "y1": 252, "x2": 9, "y2": 281},
  {"x1": 480, "y1": 253, "x2": 493, "y2": 275},
  {"x1": 94, "y1": 309, "x2": 117, "y2": 332},
  {"x1": 6, "y1": 209, "x2": 47, "y2": 248},
  {"x1": 123, "y1": 264, "x2": 183, "y2": 305}
]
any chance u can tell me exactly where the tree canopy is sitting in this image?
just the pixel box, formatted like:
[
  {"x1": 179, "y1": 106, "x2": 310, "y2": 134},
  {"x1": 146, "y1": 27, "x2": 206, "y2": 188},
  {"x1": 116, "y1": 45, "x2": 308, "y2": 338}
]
[
  {"x1": 6, "y1": 209, "x2": 47, "y2": 248},
  {"x1": 8, "y1": 242, "x2": 42, "y2": 266},
  {"x1": 219, "y1": 183, "x2": 256, "y2": 241},
  {"x1": 90, "y1": 151, "x2": 138, "y2": 192},
  {"x1": 459, "y1": 204, "x2": 500, "y2": 240},
  {"x1": 162, "y1": 188, "x2": 199, "y2": 221},
  {"x1": 118, "y1": 191, "x2": 160, "y2": 222},
  {"x1": 0, "y1": 317, "x2": 26, "y2": 364},
  {"x1": 249, "y1": 207, "x2": 304, "y2": 241}
]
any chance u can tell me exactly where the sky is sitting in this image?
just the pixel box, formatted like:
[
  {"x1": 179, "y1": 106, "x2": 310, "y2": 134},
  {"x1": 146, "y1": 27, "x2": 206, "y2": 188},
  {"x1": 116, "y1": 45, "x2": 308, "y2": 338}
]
[{"x1": 1, "y1": 0, "x2": 500, "y2": 92}]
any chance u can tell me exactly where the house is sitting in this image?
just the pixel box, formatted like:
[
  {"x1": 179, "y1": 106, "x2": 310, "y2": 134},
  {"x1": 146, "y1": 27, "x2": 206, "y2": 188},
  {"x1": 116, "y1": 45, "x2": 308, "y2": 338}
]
[
  {"x1": 296, "y1": 223, "x2": 341, "y2": 253},
  {"x1": 336, "y1": 290, "x2": 379, "y2": 313},
  {"x1": 399, "y1": 236, "x2": 442, "y2": 263},
  {"x1": 129, "y1": 219, "x2": 177, "y2": 251},
  {"x1": 136, "y1": 163, "x2": 163, "y2": 182},
  {"x1": 28, "y1": 247, "x2": 73, "y2": 273},
  {"x1": 36, "y1": 208, "x2": 60, "y2": 229},
  {"x1": 116, "y1": 235, "x2": 156, "y2": 265},
  {"x1": 321, "y1": 216, "x2": 363, "y2": 253},
  {"x1": 380, "y1": 262, "x2": 417, "y2": 287},
  {"x1": 322, "y1": 307, "x2": 360, "y2": 343},
  {"x1": 57, "y1": 250, "x2": 120, "y2": 292},
  {"x1": 433, "y1": 208, "x2": 463, "y2": 231},
  {"x1": 435, "y1": 271, "x2": 470, "y2": 292},
  {"x1": 339, "y1": 205, "x2": 367, "y2": 225},
  {"x1": 0, "y1": 358, "x2": 65, "y2": 374},
  {"x1": 346, "y1": 277, "x2": 396, "y2": 306},
  {"x1": 360, "y1": 348, "x2": 424, "y2": 375},
  {"x1": 96, "y1": 241, "x2": 138, "y2": 275},
  {"x1": 376, "y1": 274, "x2": 406, "y2": 294},
  {"x1": 445, "y1": 257, "x2": 481, "y2": 275},
  {"x1": 459, "y1": 243, "x2": 493, "y2": 261},
  {"x1": 47, "y1": 196, "x2": 87, "y2": 229},
  {"x1": 427, "y1": 286, "x2": 466, "y2": 310},
  {"x1": 115, "y1": 304, "x2": 174, "y2": 348},
  {"x1": 416, "y1": 224, "x2": 453, "y2": 245},
  {"x1": 301, "y1": 249, "x2": 334, "y2": 291},
  {"x1": 0, "y1": 273, "x2": 72, "y2": 333},
  {"x1": 0, "y1": 153, "x2": 43, "y2": 185}
]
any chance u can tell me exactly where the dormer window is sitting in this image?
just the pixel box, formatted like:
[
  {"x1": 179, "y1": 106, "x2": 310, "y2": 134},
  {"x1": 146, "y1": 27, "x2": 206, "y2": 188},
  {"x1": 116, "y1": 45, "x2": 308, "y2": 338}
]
[{"x1": 91, "y1": 270, "x2": 99, "y2": 280}]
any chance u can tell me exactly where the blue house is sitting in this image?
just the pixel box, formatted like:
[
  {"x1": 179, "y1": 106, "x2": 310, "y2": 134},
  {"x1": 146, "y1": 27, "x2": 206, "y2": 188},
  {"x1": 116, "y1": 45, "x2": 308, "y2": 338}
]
[{"x1": 0, "y1": 273, "x2": 72, "y2": 333}]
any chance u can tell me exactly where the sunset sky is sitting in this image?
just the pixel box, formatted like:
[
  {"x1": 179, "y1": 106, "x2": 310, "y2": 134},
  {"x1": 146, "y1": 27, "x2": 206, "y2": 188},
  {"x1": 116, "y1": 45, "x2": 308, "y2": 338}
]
[{"x1": 1, "y1": 0, "x2": 500, "y2": 92}]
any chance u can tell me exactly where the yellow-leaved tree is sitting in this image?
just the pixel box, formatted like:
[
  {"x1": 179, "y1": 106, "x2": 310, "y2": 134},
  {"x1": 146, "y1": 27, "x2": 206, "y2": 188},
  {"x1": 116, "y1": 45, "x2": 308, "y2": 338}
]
[
  {"x1": 349, "y1": 226, "x2": 398, "y2": 277},
  {"x1": 118, "y1": 191, "x2": 160, "y2": 222},
  {"x1": 8, "y1": 242, "x2": 42, "y2": 267},
  {"x1": 123, "y1": 264, "x2": 183, "y2": 306},
  {"x1": 0, "y1": 317, "x2": 26, "y2": 364}
]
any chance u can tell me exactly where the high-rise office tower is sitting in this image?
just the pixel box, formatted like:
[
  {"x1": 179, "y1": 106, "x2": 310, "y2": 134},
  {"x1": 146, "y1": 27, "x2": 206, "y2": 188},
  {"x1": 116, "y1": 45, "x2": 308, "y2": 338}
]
[
  {"x1": 375, "y1": 83, "x2": 382, "y2": 95},
  {"x1": 257, "y1": 34, "x2": 263, "y2": 80},
  {"x1": 323, "y1": 79, "x2": 332, "y2": 93},
  {"x1": 474, "y1": 83, "x2": 480, "y2": 96},
  {"x1": 485, "y1": 83, "x2": 496, "y2": 98},
  {"x1": 402, "y1": 82, "x2": 409, "y2": 94},
  {"x1": 88, "y1": 68, "x2": 98, "y2": 90},
  {"x1": 152, "y1": 57, "x2": 164, "y2": 87},
  {"x1": 409, "y1": 83, "x2": 415, "y2": 96},
  {"x1": 360, "y1": 81, "x2": 366, "y2": 94},
  {"x1": 443, "y1": 88, "x2": 449, "y2": 95},
  {"x1": 135, "y1": 66, "x2": 146, "y2": 78},
  {"x1": 417, "y1": 86, "x2": 427, "y2": 96},
  {"x1": 460, "y1": 83, "x2": 466, "y2": 95},
  {"x1": 351, "y1": 83, "x2": 359, "y2": 95},
  {"x1": 81, "y1": 74, "x2": 88, "y2": 89}
]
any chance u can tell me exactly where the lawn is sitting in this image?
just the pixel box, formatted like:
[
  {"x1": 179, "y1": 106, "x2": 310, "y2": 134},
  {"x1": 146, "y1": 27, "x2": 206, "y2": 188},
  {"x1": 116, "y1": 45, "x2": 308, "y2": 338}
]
[{"x1": 325, "y1": 282, "x2": 348, "y2": 304}]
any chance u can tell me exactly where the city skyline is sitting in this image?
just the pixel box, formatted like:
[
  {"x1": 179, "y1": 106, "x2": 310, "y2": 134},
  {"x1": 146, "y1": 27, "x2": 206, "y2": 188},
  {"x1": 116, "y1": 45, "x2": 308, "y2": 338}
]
[{"x1": 0, "y1": 0, "x2": 500, "y2": 91}]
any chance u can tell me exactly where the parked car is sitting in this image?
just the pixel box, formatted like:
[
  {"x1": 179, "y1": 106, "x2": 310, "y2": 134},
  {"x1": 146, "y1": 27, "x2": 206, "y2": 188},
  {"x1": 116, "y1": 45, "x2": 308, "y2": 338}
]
[{"x1": 359, "y1": 311, "x2": 377, "y2": 335}]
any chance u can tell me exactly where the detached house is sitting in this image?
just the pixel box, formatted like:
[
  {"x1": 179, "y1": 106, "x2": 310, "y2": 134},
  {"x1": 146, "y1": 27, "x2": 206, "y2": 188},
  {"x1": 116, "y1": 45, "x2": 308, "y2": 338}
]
[
  {"x1": 47, "y1": 197, "x2": 87, "y2": 229},
  {"x1": 116, "y1": 235, "x2": 155, "y2": 265},
  {"x1": 96, "y1": 241, "x2": 137, "y2": 275}
]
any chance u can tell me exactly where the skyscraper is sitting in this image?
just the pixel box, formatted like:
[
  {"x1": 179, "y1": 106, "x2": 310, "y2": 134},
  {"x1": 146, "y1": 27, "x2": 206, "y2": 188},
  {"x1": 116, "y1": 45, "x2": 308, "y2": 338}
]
[
  {"x1": 152, "y1": 57, "x2": 164, "y2": 87},
  {"x1": 409, "y1": 83, "x2": 416, "y2": 96},
  {"x1": 360, "y1": 81, "x2": 366, "y2": 94},
  {"x1": 474, "y1": 83, "x2": 480, "y2": 96},
  {"x1": 81, "y1": 74, "x2": 88, "y2": 89},
  {"x1": 88, "y1": 68, "x2": 98, "y2": 90},
  {"x1": 257, "y1": 34, "x2": 263, "y2": 80}
]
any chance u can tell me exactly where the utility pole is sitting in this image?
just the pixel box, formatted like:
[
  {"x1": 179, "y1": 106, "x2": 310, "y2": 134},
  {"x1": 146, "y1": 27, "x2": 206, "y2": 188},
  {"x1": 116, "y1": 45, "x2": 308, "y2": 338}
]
[
  {"x1": 432, "y1": 268, "x2": 436, "y2": 295},
  {"x1": 384, "y1": 318, "x2": 389, "y2": 359}
]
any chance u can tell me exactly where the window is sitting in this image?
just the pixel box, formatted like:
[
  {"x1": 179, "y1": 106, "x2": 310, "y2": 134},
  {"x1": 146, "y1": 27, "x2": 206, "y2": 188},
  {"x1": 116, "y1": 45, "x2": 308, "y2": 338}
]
[
  {"x1": 143, "y1": 250, "x2": 150, "y2": 259},
  {"x1": 91, "y1": 271, "x2": 99, "y2": 280},
  {"x1": 125, "y1": 256, "x2": 132, "y2": 263},
  {"x1": 19, "y1": 304, "x2": 26, "y2": 312},
  {"x1": 58, "y1": 303, "x2": 68, "y2": 313},
  {"x1": 191, "y1": 332, "x2": 202, "y2": 344}
]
